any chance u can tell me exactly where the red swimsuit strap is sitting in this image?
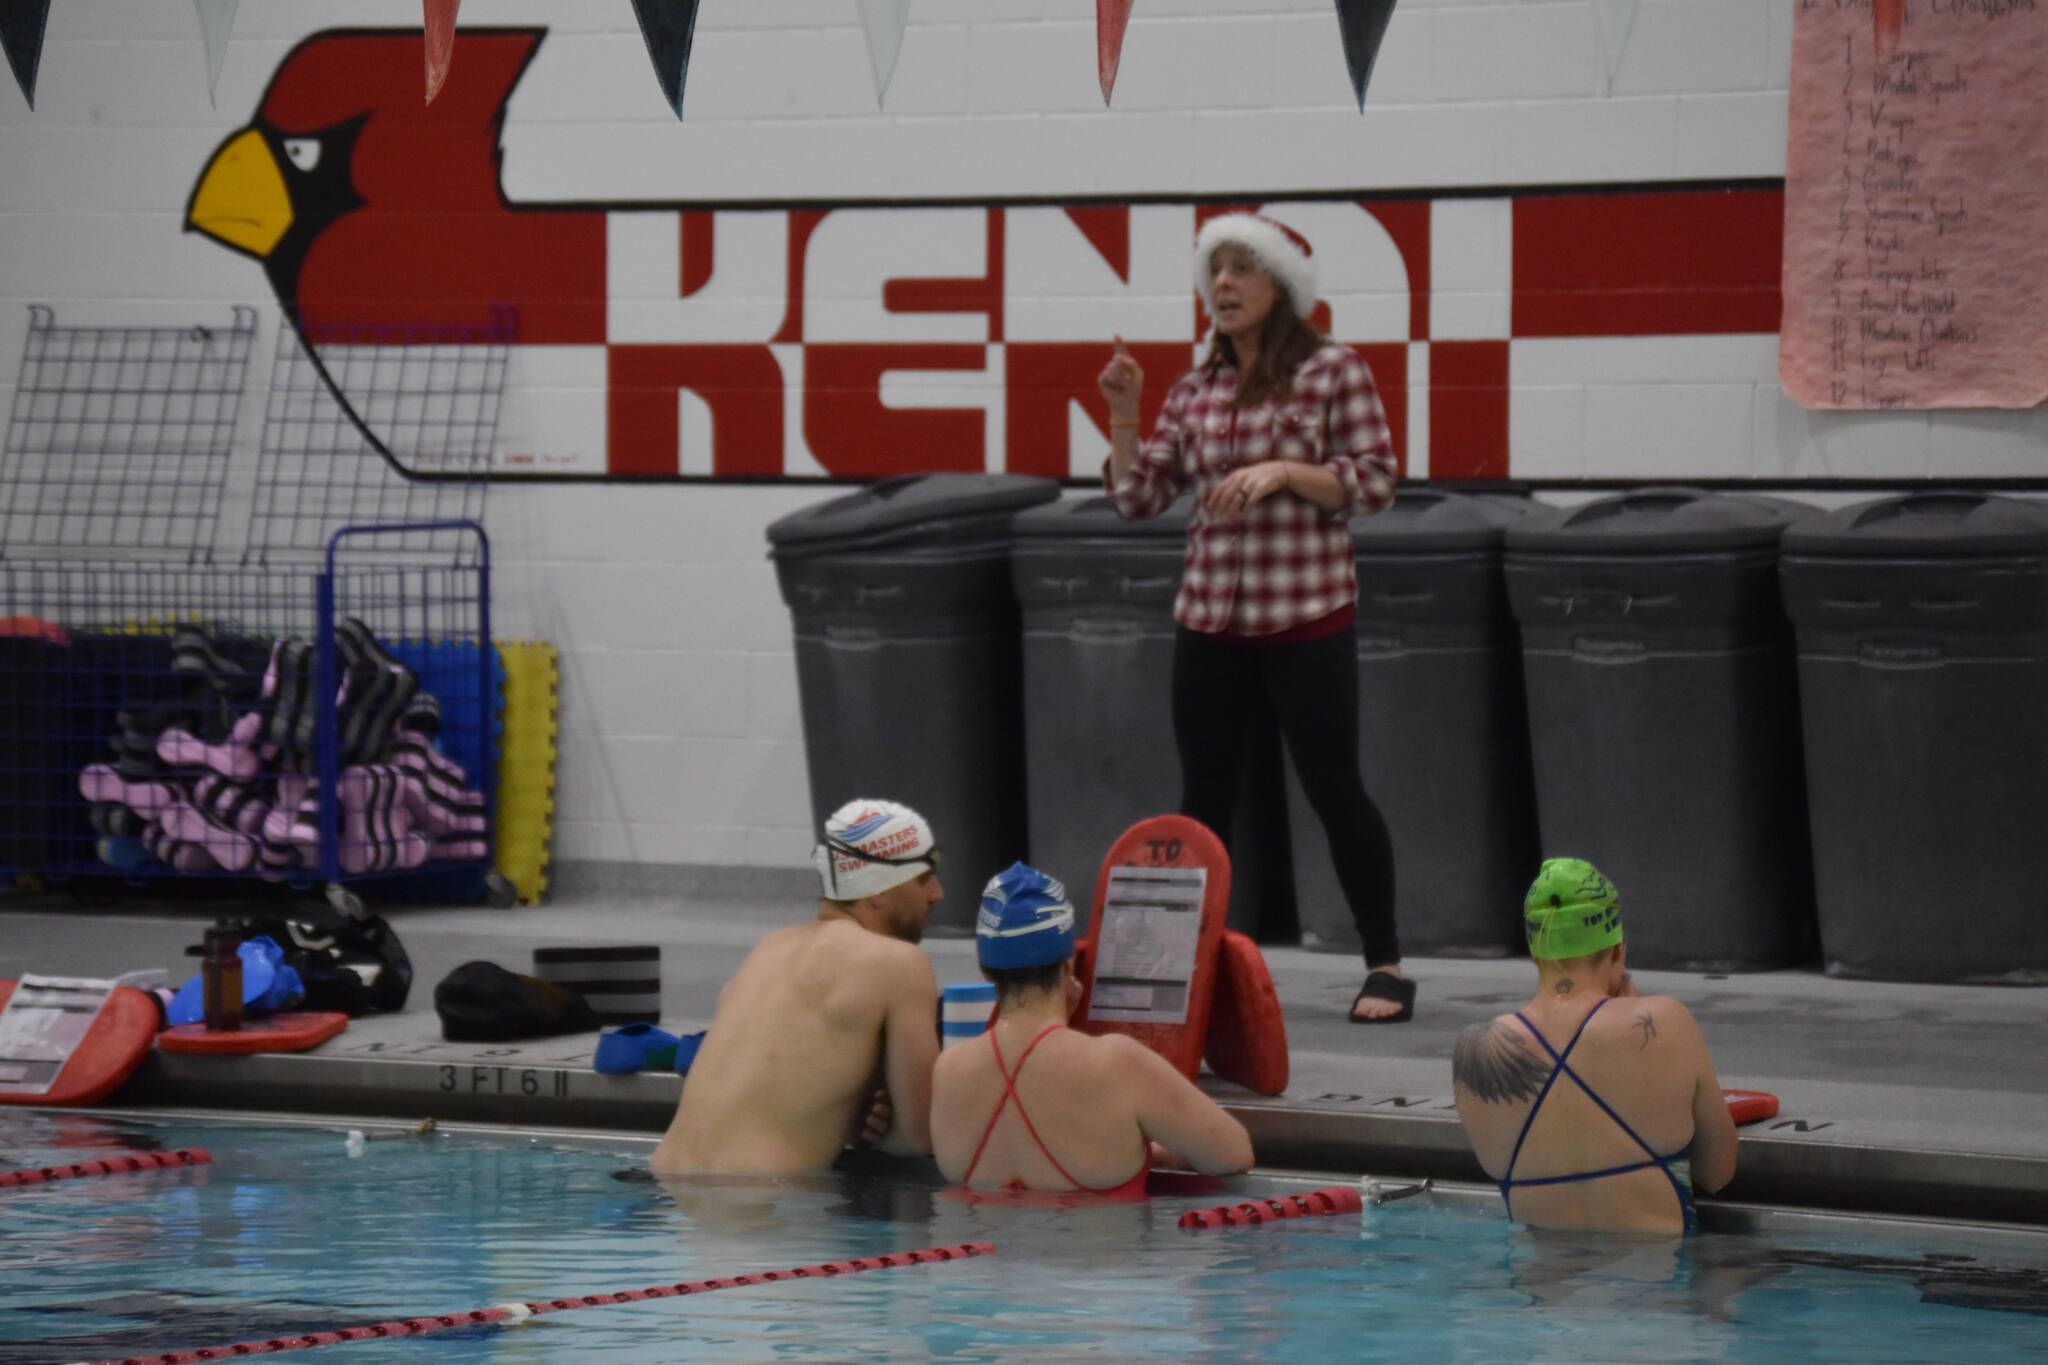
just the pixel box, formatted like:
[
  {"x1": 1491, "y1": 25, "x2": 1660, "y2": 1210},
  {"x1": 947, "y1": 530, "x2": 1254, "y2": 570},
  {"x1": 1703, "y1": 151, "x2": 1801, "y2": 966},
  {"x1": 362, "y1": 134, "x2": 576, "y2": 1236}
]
[{"x1": 959, "y1": 1022, "x2": 1087, "y2": 1190}]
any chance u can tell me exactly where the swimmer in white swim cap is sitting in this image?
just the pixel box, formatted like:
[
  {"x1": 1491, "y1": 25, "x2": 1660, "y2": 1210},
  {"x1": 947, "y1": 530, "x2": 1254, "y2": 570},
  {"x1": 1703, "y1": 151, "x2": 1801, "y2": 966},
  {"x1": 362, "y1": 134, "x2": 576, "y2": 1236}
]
[{"x1": 652, "y1": 799, "x2": 943, "y2": 1176}]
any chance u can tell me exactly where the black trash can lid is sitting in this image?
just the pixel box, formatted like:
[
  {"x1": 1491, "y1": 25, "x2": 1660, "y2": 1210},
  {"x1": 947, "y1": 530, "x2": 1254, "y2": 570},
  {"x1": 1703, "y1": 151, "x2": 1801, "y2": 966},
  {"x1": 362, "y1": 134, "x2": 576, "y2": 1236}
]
[
  {"x1": 1349, "y1": 488, "x2": 1536, "y2": 553},
  {"x1": 1012, "y1": 491, "x2": 1193, "y2": 540},
  {"x1": 1782, "y1": 492, "x2": 2048, "y2": 559},
  {"x1": 766, "y1": 473, "x2": 1060, "y2": 555},
  {"x1": 1504, "y1": 487, "x2": 1812, "y2": 554}
]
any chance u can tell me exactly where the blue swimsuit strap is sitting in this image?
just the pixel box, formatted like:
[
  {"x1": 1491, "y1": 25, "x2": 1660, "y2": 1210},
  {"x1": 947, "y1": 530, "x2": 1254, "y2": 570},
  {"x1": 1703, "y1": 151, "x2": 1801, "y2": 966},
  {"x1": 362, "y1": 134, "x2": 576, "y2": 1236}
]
[{"x1": 1500, "y1": 999, "x2": 1692, "y2": 1227}]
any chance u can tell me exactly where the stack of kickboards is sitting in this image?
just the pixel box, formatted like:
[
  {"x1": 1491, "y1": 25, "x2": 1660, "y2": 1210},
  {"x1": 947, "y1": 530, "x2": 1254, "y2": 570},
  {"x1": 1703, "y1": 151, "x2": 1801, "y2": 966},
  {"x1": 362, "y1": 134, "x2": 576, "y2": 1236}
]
[{"x1": 77, "y1": 620, "x2": 489, "y2": 878}]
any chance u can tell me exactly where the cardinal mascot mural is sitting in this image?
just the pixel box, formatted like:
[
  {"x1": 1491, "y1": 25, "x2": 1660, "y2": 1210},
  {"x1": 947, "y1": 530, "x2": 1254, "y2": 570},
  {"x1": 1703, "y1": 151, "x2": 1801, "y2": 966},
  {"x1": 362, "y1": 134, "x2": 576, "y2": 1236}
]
[{"x1": 185, "y1": 27, "x2": 1783, "y2": 482}]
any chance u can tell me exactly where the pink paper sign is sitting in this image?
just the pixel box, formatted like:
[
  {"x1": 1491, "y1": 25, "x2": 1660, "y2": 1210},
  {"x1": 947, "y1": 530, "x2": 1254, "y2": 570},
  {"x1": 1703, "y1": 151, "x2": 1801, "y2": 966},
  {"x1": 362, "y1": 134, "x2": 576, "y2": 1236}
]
[{"x1": 1780, "y1": 0, "x2": 2048, "y2": 410}]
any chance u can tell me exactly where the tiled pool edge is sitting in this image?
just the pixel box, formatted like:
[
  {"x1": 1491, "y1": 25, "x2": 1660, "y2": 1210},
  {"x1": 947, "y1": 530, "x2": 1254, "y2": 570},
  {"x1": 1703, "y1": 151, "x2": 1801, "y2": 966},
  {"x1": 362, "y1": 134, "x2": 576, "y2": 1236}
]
[{"x1": 107, "y1": 1048, "x2": 2048, "y2": 1229}]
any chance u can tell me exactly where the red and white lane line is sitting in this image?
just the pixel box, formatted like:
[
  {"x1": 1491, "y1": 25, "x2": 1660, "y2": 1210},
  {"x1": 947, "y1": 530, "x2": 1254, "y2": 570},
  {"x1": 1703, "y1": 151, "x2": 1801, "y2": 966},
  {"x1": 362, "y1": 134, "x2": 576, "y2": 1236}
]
[{"x1": 72, "y1": 1241, "x2": 995, "y2": 1365}]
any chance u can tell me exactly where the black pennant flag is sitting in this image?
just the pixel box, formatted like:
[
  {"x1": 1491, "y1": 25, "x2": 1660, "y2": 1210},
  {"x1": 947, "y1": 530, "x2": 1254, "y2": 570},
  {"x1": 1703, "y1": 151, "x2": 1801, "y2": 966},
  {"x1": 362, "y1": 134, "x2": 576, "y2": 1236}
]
[
  {"x1": 630, "y1": 0, "x2": 701, "y2": 119},
  {"x1": 2, "y1": 0, "x2": 53, "y2": 110},
  {"x1": 1334, "y1": 0, "x2": 1396, "y2": 111}
]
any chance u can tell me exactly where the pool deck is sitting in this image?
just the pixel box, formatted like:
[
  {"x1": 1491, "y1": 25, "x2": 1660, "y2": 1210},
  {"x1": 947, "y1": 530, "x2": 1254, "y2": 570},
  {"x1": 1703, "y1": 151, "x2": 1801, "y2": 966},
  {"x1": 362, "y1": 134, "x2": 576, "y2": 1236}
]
[{"x1": 4, "y1": 865, "x2": 2045, "y2": 1227}]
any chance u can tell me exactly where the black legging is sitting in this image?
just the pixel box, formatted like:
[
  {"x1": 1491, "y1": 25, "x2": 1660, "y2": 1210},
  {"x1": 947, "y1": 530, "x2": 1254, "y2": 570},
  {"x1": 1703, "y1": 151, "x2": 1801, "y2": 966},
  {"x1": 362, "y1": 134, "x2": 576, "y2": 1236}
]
[{"x1": 1171, "y1": 623, "x2": 1399, "y2": 968}]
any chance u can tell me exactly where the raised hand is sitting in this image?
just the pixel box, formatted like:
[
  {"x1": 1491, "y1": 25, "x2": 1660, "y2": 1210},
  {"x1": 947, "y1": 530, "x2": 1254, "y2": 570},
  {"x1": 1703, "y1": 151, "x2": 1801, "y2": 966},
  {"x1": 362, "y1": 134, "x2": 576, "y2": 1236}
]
[{"x1": 1098, "y1": 335, "x2": 1144, "y2": 421}]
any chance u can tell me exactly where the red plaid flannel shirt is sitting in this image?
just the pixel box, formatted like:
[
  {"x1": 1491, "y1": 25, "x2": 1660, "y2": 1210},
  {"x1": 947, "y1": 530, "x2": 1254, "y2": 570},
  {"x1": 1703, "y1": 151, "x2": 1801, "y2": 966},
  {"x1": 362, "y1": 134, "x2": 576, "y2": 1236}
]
[{"x1": 1103, "y1": 343, "x2": 1397, "y2": 636}]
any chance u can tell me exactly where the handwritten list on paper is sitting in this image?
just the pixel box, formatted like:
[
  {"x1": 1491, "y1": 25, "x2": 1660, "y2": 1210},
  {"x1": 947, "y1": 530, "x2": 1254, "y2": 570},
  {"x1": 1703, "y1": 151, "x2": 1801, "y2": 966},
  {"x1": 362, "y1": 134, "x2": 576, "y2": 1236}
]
[{"x1": 1780, "y1": 1, "x2": 2048, "y2": 410}]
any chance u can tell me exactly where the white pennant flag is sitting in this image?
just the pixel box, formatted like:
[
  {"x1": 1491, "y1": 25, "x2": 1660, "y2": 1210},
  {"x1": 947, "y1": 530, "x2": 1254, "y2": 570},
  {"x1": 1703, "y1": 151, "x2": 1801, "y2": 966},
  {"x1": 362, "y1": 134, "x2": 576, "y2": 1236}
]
[
  {"x1": 856, "y1": 0, "x2": 911, "y2": 107},
  {"x1": 1590, "y1": 0, "x2": 1636, "y2": 94},
  {"x1": 194, "y1": 0, "x2": 239, "y2": 107}
]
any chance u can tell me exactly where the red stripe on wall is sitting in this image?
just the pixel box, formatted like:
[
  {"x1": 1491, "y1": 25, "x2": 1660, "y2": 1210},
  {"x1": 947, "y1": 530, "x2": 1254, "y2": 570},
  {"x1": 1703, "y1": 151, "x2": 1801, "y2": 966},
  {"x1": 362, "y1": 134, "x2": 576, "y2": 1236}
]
[
  {"x1": 804, "y1": 345, "x2": 987, "y2": 477},
  {"x1": 1427, "y1": 340, "x2": 1508, "y2": 481},
  {"x1": 1511, "y1": 188, "x2": 1783, "y2": 338},
  {"x1": 680, "y1": 212, "x2": 715, "y2": 298},
  {"x1": 607, "y1": 344, "x2": 784, "y2": 476},
  {"x1": 1363, "y1": 200, "x2": 1430, "y2": 341}
]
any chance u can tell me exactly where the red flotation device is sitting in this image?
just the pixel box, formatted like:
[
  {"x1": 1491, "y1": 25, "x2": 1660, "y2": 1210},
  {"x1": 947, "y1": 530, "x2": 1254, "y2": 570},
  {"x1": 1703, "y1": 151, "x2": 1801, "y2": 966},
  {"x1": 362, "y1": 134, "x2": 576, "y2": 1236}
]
[
  {"x1": 0, "y1": 981, "x2": 158, "y2": 1108},
  {"x1": 1069, "y1": 815, "x2": 1290, "y2": 1094},
  {"x1": 1724, "y1": 1089, "x2": 1780, "y2": 1126},
  {"x1": 1178, "y1": 1184, "x2": 1363, "y2": 1230},
  {"x1": 158, "y1": 1011, "x2": 349, "y2": 1055},
  {"x1": 0, "y1": 1149, "x2": 212, "y2": 1188},
  {"x1": 1202, "y1": 930, "x2": 1288, "y2": 1096},
  {"x1": 1070, "y1": 815, "x2": 1231, "y2": 1082}
]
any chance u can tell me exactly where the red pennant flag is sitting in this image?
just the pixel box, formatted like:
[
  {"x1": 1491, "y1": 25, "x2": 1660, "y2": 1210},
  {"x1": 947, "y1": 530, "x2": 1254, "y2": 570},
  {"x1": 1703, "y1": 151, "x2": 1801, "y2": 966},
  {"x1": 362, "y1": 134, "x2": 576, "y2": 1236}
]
[
  {"x1": 630, "y1": 0, "x2": 702, "y2": 118},
  {"x1": 423, "y1": 0, "x2": 460, "y2": 105},
  {"x1": 1098, "y1": 0, "x2": 1133, "y2": 106},
  {"x1": 1333, "y1": 0, "x2": 1396, "y2": 111},
  {"x1": 1, "y1": 0, "x2": 52, "y2": 110}
]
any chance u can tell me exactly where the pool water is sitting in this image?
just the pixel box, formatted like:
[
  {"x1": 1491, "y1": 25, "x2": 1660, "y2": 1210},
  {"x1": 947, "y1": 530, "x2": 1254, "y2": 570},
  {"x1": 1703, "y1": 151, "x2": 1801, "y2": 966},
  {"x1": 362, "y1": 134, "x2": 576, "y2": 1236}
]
[{"x1": 5, "y1": 1112, "x2": 2047, "y2": 1363}]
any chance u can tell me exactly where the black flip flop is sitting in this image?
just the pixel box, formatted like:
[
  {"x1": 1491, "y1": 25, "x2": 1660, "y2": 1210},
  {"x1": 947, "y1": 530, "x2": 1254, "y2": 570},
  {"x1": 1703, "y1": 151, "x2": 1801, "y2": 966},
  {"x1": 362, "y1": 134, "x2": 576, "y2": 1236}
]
[{"x1": 1349, "y1": 970, "x2": 1416, "y2": 1024}]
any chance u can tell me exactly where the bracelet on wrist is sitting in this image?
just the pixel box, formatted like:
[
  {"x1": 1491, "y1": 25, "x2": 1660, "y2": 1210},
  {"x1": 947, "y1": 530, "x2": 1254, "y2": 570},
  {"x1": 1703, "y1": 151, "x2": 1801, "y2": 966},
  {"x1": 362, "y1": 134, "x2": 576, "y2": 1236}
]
[{"x1": 1109, "y1": 416, "x2": 1140, "y2": 430}]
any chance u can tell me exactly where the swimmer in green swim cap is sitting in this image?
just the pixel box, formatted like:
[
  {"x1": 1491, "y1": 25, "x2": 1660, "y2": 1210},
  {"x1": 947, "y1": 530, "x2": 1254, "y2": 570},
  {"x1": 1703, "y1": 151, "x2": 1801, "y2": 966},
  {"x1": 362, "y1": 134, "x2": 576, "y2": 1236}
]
[{"x1": 1449, "y1": 858, "x2": 1739, "y2": 1235}]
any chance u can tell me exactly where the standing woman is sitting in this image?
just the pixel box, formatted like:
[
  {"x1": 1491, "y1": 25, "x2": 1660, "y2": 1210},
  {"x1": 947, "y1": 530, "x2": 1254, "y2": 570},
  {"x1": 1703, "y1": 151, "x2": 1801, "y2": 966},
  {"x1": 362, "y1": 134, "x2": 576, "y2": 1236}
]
[{"x1": 1098, "y1": 214, "x2": 1409, "y2": 1022}]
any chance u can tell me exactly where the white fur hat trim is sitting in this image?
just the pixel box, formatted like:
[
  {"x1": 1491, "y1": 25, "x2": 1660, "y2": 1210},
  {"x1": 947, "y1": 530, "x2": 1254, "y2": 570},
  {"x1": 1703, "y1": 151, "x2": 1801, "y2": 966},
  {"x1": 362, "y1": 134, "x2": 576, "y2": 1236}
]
[{"x1": 1194, "y1": 213, "x2": 1317, "y2": 319}]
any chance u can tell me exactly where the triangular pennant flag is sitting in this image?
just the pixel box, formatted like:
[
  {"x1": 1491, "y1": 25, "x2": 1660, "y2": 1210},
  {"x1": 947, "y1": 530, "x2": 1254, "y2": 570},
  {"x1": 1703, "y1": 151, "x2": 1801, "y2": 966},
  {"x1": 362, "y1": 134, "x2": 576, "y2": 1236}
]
[
  {"x1": 1, "y1": 0, "x2": 52, "y2": 110},
  {"x1": 630, "y1": 0, "x2": 702, "y2": 118},
  {"x1": 193, "y1": 0, "x2": 238, "y2": 109},
  {"x1": 1334, "y1": 1, "x2": 1396, "y2": 111},
  {"x1": 1590, "y1": 0, "x2": 1636, "y2": 94},
  {"x1": 856, "y1": 0, "x2": 911, "y2": 108},
  {"x1": 1098, "y1": 0, "x2": 1133, "y2": 107},
  {"x1": 423, "y1": 0, "x2": 460, "y2": 104}
]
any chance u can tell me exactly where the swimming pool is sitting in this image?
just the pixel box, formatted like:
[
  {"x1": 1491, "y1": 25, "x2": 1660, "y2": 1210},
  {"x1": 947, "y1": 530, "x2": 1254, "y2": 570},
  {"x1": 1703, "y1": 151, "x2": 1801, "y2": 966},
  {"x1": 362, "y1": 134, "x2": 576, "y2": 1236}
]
[{"x1": 5, "y1": 1110, "x2": 2047, "y2": 1362}]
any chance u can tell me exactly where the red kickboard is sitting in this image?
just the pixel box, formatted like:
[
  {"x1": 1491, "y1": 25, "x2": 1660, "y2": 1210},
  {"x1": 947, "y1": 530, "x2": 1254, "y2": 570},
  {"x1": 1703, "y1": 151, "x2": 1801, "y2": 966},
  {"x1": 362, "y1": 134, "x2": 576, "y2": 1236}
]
[
  {"x1": 0, "y1": 980, "x2": 158, "y2": 1108},
  {"x1": 1203, "y1": 930, "x2": 1289, "y2": 1096},
  {"x1": 1072, "y1": 814, "x2": 1230, "y2": 1083},
  {"x1": 1724, "y1": 1089, "x2": 1780, "y2": 1126},
  {"x1": 158, "y1": 1011, "x2": 349, "y2": 1055}
]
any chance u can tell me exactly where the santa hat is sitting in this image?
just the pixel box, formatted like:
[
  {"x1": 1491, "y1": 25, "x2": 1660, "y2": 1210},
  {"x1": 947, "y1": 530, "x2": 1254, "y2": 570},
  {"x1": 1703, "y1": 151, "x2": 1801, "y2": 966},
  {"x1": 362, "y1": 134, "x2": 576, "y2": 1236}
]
[{"x1": 1193, "y1": 213, "x2": 1317, "y2": 319}]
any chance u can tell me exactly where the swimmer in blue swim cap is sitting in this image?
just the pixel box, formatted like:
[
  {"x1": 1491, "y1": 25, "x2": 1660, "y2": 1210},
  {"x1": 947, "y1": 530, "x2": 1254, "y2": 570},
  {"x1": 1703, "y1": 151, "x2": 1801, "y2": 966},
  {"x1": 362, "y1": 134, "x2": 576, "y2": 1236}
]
[
  {"x1": 653, "y1": 799, "x2": 943, "y2": 1176},
  {"x1": 1450, "y1": 858, "x2": 1738, "y2": 1234},
  {"x1": 928, "y1": 861, "x2": 1252, "y2": 1196}
]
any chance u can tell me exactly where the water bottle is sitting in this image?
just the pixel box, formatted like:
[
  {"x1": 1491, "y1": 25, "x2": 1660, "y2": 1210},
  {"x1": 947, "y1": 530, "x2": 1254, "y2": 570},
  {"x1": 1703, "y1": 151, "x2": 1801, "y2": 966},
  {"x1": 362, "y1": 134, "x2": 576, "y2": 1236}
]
[{"x1": 200, "y1": 921, "x2": 244, "y2": 1031}]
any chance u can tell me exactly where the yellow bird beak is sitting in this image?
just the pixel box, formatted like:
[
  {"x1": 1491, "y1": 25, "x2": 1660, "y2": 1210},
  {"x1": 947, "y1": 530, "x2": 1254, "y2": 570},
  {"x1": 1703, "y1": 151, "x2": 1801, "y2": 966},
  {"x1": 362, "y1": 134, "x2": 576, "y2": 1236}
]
[{"x1": 187, "y1": 128, "x2": 293, "y2": 258}]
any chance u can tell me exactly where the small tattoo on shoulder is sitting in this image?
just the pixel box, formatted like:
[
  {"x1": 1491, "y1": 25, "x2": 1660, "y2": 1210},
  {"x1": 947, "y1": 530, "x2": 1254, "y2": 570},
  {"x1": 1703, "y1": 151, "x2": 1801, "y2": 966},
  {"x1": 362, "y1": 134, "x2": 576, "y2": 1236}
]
[
  {"x1": 1634, "y1": 1012, "x2": 1658, "y2": 1049},
  {"x1": 1453, "y1": 1021, "x2": 1551, "y2": 1104}
]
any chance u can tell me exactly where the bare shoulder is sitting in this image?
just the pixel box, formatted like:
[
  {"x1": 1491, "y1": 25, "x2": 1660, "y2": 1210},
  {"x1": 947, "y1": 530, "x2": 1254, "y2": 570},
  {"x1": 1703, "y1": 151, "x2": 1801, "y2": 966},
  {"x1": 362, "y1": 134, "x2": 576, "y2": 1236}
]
[
  {"x1": 1094, "y1": 1030, "x2": 1176, "y2": 1079},
  {"x1": 1451, "y1": 1014, "x2": 1549, "y2": 1105},
  {"x1": 856, "y1": 931, "x2": 938, "y2": 988},
  {"x1": 1591, "y1": 993, "x2": 1706, "y2": 1054}
]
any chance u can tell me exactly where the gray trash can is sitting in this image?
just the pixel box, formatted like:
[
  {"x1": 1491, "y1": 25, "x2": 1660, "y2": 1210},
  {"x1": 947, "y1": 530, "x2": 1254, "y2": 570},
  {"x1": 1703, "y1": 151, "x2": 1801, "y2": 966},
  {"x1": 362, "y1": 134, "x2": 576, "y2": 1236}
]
[
  {"x1": 1504, "y1": 488, "x2": 1815, "y2": 971},
  {"x1": 1010, "y1": 493, "x2": 1296, "y2": 939},
  {"x1": 1286, "y1": 489, "x2": 1539, "y2": 956},
  {"x1": 767, "y1": 473, "x2": 1059, "y2": 933},
  {"x1": 1780, "y1": 492, "x2": 2048, "y2": 983}
]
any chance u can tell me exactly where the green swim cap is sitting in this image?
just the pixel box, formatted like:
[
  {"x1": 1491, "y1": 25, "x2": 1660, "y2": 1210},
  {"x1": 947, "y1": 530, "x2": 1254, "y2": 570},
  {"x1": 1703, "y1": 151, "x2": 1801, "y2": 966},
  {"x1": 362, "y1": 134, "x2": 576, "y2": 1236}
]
[{"x1": 1524, "y1": 857, "x2": 1623, "y2": 960}]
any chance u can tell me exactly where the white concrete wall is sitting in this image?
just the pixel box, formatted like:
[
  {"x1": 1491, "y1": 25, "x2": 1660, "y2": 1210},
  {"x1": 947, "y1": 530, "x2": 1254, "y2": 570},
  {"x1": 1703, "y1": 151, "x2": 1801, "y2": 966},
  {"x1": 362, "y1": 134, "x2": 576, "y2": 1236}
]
[{"x1": 1, "y1": 1, "x2": 2042, "y2": 871}]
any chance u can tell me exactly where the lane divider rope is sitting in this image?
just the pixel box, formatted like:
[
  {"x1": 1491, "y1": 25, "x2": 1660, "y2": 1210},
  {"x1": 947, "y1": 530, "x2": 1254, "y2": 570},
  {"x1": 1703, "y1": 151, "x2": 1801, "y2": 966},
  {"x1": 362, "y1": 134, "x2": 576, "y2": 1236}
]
[
  {"x1": 1178, "y1": 1184, "x2": 1364, "y2": 1229},
  {"x1": 72, "y1": 1241, "x2": 995, "y2": 1365},
  {"x1": 1, "y1": 1149, "x2": 212, "y2": 1188}
]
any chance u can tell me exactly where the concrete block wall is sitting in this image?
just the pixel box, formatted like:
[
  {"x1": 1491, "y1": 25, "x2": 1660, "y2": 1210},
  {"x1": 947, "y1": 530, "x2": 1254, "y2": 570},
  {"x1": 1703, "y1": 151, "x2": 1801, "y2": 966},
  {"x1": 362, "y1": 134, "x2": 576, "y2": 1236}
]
[{"x1": 1, "y1": 2, "x2": 2042, "y2": 875}]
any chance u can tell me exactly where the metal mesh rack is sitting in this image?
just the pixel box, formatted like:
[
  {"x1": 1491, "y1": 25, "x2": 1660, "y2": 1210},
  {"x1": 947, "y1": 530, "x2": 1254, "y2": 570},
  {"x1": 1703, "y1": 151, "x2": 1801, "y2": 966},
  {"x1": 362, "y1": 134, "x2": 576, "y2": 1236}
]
[
  {"x1": 0, "y1": 305, "x2": 510, "y2": 909},
  {"x1": 245, "y1": 310, "x2": 510, "y2": 566},
  {"x1": 0, "y1": 305, "x2": 259, "y2": 561}
]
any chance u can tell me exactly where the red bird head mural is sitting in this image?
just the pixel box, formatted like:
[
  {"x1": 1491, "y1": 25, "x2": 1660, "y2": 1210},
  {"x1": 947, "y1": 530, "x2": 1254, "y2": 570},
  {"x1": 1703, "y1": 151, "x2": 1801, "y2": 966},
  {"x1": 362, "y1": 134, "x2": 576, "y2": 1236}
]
[{"x1": 186, "y1": 28, "x2": 603, "y2": 345}]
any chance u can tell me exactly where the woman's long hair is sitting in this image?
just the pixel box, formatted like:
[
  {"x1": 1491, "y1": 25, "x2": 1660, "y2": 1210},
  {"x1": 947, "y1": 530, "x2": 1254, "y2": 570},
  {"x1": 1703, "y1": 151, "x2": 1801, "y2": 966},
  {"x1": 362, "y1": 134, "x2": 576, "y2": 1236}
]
[{"x1": 1206, "y1": 290, "x2": 1325, "y2": 408}]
